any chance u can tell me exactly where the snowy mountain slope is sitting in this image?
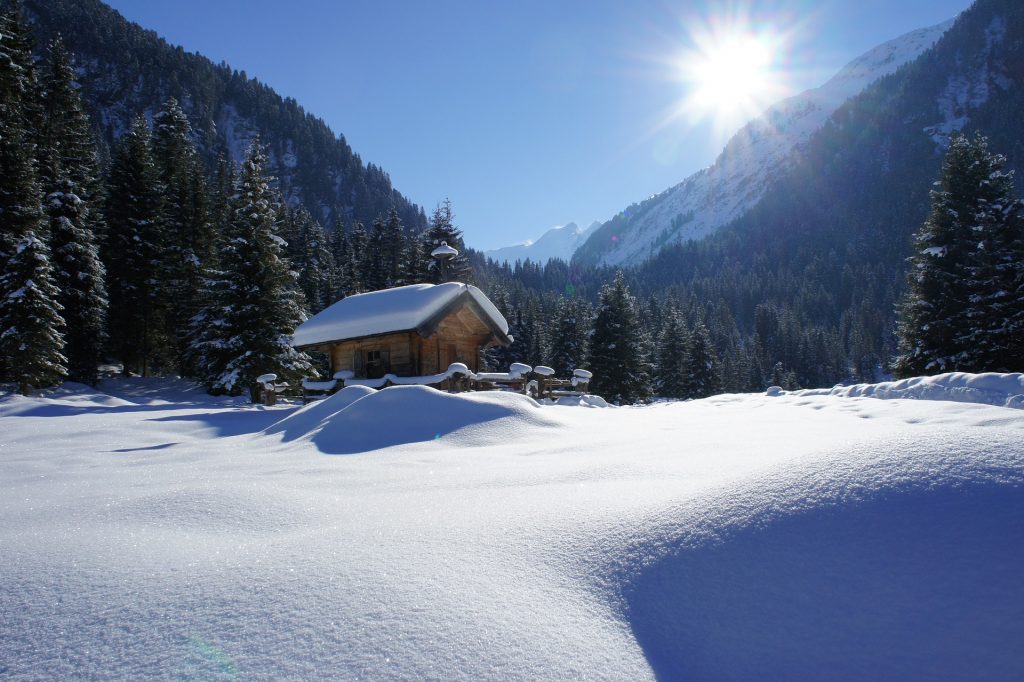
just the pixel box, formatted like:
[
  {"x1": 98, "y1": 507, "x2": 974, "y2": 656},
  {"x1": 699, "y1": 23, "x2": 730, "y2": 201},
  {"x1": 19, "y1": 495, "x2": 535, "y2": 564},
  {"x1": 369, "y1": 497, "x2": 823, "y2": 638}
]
[
  {"x1": 575, "y1": 19, "x2": 955, "y2": 267},
  {"x1": 2, "y1": 377, "x2": 1023, "y2": 679},
  {"x1": 485, "y1": 221, "x2": 601, "y2": 265}
]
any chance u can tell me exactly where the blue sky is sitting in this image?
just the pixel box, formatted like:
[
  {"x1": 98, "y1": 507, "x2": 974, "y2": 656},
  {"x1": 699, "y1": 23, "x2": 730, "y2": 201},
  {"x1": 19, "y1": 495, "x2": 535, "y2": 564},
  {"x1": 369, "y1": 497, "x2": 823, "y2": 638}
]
[{"x1": 106, "y1": 0, "x2": 972, "y2": 250}]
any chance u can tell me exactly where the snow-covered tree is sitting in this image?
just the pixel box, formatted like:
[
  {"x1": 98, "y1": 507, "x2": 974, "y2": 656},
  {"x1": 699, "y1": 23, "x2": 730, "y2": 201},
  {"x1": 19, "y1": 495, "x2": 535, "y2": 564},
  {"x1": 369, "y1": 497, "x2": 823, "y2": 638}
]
[
  {"x1": 422, "y1": 199, "x2": 472, "y2": 283},
  {"x1": 152, "y1": 97, "x2": 212, "y2": 373},
  {"x1": 0, "y1": 233, "x2": 67, "y2": 394},
  {"x1": 896, "y1": 133, "x2": 1023, "y2": 376},
  {"x1": 38, "y1": 38, "x2": 108, "y2": 385},
  {"x1": 654, "y1": 308, "x2": 690, "y2": 399},
  {"x1": 45, "y1": 182, "x2": 107, "y2": 384},
  {"x1": 104, "y1": 116, "x2": 168, "y2": 375},
  {"x1": 684, "y1": 320, "x2": 722, "y2": 398},
  {"x1": 588, "y1": 271, "x2": 651, "y2": 404},
  {"x1": 203, "y1": 141, "x2": 312, "y2": 401},
  {"x1": 958, "y1": 156, "x2": 1024, "y2": 372},
  {"x1": 0, "y1": 4, "x2": 41, "y2": 257},
  {"x1": 549, "y1": 296, "x2": 593, "y2": 377}
]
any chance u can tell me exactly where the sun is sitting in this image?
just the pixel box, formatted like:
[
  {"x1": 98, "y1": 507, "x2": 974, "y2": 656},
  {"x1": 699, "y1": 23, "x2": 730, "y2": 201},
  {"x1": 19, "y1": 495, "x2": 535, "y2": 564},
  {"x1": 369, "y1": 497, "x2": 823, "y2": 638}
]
[{"x1": 674, "y1": 19, "x2": 790, "y2": 135}]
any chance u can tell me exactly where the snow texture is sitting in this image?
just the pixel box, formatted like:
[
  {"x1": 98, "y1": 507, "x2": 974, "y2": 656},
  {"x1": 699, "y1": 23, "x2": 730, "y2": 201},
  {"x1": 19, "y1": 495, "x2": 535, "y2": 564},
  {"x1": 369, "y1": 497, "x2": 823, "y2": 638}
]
[
  {"x1": 292, "y1": 283, "x2": 509, "y2": 348},
  {"x1": 1, "y1": 374, "x2": 1022, "y2": 680},
  {"x1": 587, "y1": 20, "x2": 954, "y2": 267}
]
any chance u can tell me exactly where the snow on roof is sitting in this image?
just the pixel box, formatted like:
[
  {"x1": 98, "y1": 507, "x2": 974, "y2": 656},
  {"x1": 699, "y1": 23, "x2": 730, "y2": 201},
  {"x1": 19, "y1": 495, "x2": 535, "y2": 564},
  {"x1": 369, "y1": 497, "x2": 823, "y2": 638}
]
[{"x1": 292, "y1": 282, "x2": 509, "y2": 348}]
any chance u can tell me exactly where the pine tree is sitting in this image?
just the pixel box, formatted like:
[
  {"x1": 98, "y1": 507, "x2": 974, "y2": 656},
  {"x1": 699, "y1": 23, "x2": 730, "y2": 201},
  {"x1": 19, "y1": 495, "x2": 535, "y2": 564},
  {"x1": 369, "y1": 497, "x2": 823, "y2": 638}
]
[
  {"x1": 549, "y1": 296, "x2": 593, "y2": 376},
  {"x1": 104, "y1": 116, "x2": 168, "y2": 375},
  {"x1": 45, "y1": 181, "x2": 107, "y2": 384},
  {"x1": 206, "y1": 141, "x2": 311, "y2": 401},
  {"x1": 152, "y1": 97, "x2": 212, "y2": 374},
  {"x1": 0, "y1": 4, "x2": 41, "y2": 256},
  {"x1": 285, "y1": 206, "x2": 335, "y2": 313},
  {"x1": 588, "y1": 272, "x2": 651, "y2": 404},
  {"x1": 382, "y1": 207, "x2": 406, "y2": 287},
  {"x1": 348, "y1": 220, "x2": 368, "y2": 293},
  {"x1": 0, "y1": 233, "x2": 67, "y2": 394},
  {"x1": 959, "y1": 155, "x2": 1024, "y2": 372},
  {"x1": 37, "y1": 37, "x2": 108, "y2": 385},
  {"x1": 655, "y1": 308, "x2": 690, "y2": 399},
  {"x1": 896, "y1": 133, "x2": 1022, "y2": 376},
  {"x1": 422, "y1": 199, "x2": 472, "y2": 283},
  {"x1": 684, "y1": 320, "x2": 722, "y2": 398}
]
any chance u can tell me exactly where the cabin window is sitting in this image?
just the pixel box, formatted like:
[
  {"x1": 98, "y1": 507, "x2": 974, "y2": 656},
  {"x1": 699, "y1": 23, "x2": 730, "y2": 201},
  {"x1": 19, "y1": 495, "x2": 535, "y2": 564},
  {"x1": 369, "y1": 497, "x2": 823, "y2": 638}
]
[{"x1": 362, "y1": 349, "x2": 390, "y2": 379}]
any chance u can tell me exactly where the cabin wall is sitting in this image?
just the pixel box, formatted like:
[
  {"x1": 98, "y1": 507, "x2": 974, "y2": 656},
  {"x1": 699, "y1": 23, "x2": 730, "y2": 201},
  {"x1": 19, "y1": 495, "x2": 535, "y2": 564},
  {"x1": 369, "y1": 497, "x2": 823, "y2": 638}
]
[
  {"x1": 329, "y1": 332, "x2": 414, "y2": 377},
  {"x1": 320, "y1": 303, "x2": 503, "y2": 378}
]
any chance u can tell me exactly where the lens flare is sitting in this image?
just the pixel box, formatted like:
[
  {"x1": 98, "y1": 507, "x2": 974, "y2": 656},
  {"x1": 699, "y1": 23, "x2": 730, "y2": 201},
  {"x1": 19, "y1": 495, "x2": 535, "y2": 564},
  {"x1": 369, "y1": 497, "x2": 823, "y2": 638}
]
[{"x1": 675, "y1": 16, "x2": 791, "y2": 136}]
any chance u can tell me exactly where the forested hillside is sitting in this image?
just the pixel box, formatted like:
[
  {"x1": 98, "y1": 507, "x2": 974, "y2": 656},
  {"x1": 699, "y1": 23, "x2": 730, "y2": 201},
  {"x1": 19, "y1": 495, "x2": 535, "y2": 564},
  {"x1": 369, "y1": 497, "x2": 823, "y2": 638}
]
[{"x1": 23, "y1": 0, "x2": 427, "y2": 233}]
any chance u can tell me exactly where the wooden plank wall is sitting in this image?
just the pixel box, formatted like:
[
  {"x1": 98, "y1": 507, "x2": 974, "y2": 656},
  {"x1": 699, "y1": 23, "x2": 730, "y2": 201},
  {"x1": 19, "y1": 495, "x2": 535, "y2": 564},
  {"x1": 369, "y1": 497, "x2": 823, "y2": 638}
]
[{"x1": 320, "y1": 305, "x2": 500, "y2": 378}]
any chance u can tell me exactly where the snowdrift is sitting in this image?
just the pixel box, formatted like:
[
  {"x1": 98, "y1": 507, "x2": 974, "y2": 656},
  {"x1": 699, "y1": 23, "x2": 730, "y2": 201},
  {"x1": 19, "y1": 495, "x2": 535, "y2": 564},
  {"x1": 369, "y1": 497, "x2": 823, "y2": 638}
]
[
  {"x1": 2, "y1": 375, "x2": 1023, "y2": 679},
  {"x1": 267, "y1": 384, "x2": 558, "y2": 454},
  {"x1": 793, "y1": 371, "x2": 1024, "y2": 409},
  {"x1": 620, "y1": 432, "x2": 1024, "y2": 680}
]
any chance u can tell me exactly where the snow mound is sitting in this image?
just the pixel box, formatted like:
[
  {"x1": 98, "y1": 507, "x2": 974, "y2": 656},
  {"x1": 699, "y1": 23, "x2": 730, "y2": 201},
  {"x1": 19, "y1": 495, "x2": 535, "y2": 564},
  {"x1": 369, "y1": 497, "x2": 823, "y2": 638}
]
[
  {"x1": 618, "y1": 432, "x2": 1024, "y2": 680},
  {"x1": 794, "y1": 372, "x2": 1024, "y2": 408},
  {"x1": 290, "y1": 385, "x2": 559, "y2": 454},
  {"x1": 264, "y1": 385, "x2": 376, "y2": 442}
]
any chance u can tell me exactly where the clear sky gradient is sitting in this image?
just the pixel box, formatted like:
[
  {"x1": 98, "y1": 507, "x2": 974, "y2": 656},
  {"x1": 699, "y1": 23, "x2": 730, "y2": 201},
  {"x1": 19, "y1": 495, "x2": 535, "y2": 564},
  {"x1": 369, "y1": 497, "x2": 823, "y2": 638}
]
[{"x1": 105, "y1": 0, "x2": 973, "y2": 250}]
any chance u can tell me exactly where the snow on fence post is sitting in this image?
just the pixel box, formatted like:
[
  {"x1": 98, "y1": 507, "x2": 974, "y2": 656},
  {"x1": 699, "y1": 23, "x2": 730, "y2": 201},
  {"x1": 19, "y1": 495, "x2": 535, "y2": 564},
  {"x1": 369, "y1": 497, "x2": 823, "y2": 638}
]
[
  {"x1": 256, "y1": 374, "x2": 278, "y2": 406},
  {"x1": 533, "y1": 365, "x2": 555, "y2": 399}
]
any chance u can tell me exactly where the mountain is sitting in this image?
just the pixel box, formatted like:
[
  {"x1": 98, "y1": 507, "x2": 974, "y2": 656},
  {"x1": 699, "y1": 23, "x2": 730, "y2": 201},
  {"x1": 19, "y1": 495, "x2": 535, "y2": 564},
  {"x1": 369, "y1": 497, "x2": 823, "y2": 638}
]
[
  {"x1": 485, "y1": 221, "x2": 601, "y2": 265},
  {"x1": 23, "y1": 0, "x2": 428, "y2": 233},
  {"x1": 574, "y1": 19, "x2": 955, "y2": 267}
]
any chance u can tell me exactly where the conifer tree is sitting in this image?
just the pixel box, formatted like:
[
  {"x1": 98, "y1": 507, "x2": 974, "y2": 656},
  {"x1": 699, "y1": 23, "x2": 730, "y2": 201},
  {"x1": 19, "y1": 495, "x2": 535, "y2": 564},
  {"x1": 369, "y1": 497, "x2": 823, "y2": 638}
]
[
  {"x1": 655, "y1": 308, "x2": 690, "y2": 399},
  {"x1": 329, "y1": 218, "x2": 356, "y2": 300},
  {"x1": 364, "y1": 215, "x2": 388, "y2": 291},
  {"x1": 422, "y1": 199, "x2": 472, "y2": 283},
  {"x1": 959, "y1": 155, "x2": 1024, "y2": 372},
  {"x1": 404, "y1": 230, "x2": 430, "y2": 285},
  {"x1": 348, "y1": 220, "x2": 368, "y2": 293},
  {"x1": 37, "y1": 38, "x2": 108, "y2": 384},
  {"x1": 104, "y1": 116, "x2": 168, "y2": 375},
  {"x1": 588, "y1": 271, "x2": 651, "y2": 404},
  {"x1": 896, "y1": 134, "x2": 1021, "y2": 376},
  {"x1": 152, "y1": 97, "x2": 212, "y2": 373},
  {"x1": 382, "y1": 207, "x2": 406, "y2": 287},
  {"x1": 0, "y1": 4, "x2": 41, "y2": 256},
  {"x1": 0, "y1": 234, "x2": 67, "y2": 394},
  {"x1": 45, "y1": 182, "x2": 107, "y2": 384},
  {"x1": 285, "y1": 206, "x2": 335, "y2": 313},
  {"x1": 549, "y1": 296, "x2": 592, "y2": 376},
  {"x1": 205, "y1": 141, "x2": 311, "y2": 401},
  {"x1": 684, "y1": 320, "x2": 722, "y2": 398}
]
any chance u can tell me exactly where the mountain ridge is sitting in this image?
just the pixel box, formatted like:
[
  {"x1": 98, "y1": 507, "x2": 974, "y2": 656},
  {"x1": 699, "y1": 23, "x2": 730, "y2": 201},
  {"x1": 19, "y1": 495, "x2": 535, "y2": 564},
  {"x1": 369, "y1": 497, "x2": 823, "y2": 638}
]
[{"x1": 573, "y1": 18, "x2": 956, "y2": 267}]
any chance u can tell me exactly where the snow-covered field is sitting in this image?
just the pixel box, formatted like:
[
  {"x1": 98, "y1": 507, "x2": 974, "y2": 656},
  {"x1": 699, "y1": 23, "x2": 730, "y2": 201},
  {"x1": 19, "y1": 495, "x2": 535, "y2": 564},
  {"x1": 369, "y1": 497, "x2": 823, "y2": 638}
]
[{"x1": 2, "y1": 376, "x2": 1022, "y2": 680}]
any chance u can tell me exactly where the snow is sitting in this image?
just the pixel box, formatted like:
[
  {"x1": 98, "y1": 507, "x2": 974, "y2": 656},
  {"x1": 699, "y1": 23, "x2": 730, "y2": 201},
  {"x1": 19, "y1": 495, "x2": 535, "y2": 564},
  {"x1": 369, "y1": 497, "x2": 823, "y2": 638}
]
[
  {"x1": 1, "y1": 374, "x2": 1023, "y2": 679},
  {"x1": 292, "y1": 283, "x2": 509, "y2": 348},
  {"x1": 300, "y1": 378, "x2": 337, "y2": 391},
  {"x1": 793, "y1": 371, "x2": 1024, "y2": 409}
]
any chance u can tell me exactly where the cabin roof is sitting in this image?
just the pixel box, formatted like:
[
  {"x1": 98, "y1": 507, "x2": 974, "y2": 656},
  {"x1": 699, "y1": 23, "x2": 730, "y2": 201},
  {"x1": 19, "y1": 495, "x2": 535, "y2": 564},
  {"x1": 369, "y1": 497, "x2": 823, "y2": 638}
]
[{"x1": 292, "y1": 282, "x2": 511, "y2": 348}]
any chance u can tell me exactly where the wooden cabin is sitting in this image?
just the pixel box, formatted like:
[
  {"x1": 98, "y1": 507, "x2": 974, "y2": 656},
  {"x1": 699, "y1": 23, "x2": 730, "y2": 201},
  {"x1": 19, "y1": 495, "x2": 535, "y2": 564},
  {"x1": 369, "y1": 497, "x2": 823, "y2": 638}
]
[{"x1": 292, "y1": 283, "x2": 512, "y2": 379}]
